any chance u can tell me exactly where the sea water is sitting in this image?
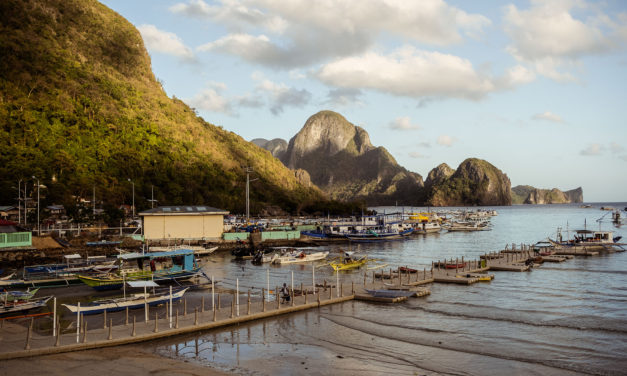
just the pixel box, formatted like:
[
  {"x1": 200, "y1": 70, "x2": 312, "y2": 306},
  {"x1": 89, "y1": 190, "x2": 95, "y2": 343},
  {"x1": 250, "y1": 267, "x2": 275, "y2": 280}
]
[{"x1": 154, "y1": 203, "x2": 627, "y2": 375}]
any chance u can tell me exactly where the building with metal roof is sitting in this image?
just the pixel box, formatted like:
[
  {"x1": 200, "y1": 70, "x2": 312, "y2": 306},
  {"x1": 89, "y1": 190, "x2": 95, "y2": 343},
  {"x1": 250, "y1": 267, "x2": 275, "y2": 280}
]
[{"x1": 139, "y1": 206, "x2": 229, "y2": 241}]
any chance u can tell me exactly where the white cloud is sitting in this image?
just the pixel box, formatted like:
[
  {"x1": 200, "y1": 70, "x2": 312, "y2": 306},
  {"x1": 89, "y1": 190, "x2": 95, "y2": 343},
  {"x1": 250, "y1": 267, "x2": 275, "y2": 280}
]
[
  {"x1": 437, "y1": 135, "x2": 457, "y2": 147},
  {"x1": 408, "y1": 152, "x2": 426, "y2": 158},
  {"x1": 580, "y1": 143, "x2": 605, "y2": 156},
  {"x1": 188, "y1": 0, "x2": 490, "y2": 68},
  {"x1": 532, "y1": 111, "x2": 564, "y2": 123},
  {"x1": 254, "y1": 77, "x2": 312, "y2": 115},
  {"x1": 317, "y1": 47, "x2": 499, "y2": 100},
  {"x1": 187, "y1": 87, "x2": 233, "y2": 114},
  {"x1": 137, "y1": 25, "x2": 195, "y2": 62},
  {"x1": 389, "y1": 116, "x2": 421, "y2": 131},
  {"x1": 324, "y1": 88, "x2": 363, "y2": 107},
  {"x1": 503, "y1": 0, "x2": 624, "y2": 81}
]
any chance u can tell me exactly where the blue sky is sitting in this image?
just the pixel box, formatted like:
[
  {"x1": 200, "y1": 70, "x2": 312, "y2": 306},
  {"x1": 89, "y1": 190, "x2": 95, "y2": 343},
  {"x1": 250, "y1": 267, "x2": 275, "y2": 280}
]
[{"x1": 101, "y1": 0, "x2": 627, "y2": 202}]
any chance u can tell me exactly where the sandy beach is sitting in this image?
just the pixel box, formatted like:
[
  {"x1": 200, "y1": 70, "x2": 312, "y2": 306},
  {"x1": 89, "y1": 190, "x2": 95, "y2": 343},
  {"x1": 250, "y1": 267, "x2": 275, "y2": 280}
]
[{"x1": 0, "y1": 345, "x2": 232, "y2": 376}]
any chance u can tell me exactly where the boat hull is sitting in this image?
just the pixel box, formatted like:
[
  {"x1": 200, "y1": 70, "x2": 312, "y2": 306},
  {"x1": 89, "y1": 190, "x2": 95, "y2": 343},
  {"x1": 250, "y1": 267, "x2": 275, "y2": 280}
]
[{"x1": 62, "y1": 289, "x2": 188, "y2": 315}]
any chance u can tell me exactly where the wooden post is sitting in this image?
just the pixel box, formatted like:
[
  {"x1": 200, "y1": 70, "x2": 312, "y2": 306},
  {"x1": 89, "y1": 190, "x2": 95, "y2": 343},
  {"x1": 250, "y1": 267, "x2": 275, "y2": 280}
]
[
  {"x1": 213, "y1": 304, "x2": 217, "y2": 322},
  {"x1": 82, "y1": 319, "x2": 87, "y2": 343},
  {"x1": 125, "y1": 306, "x2": 129, "y2": 326},
  {"x1": 55, "y1": 322, "x2": 61, "y2": 346},
  {"x1": 175, "y1": 309, "x2": 179, "y2": 329},
  {"x1": 231, "y1": 299, "x2": 234, "y2": 318},
  {"x1": 247, "y1": 291, "x2": 251, "y2": 314},
  {"x1": 461, "y1": 256, "x2": 464, "y2": 271},
  {"x1": 317, "y1": 290, "x2": 321, "y2": 306},
  {"x1": 329, "y1": 285, "x2": 332, "y2": 300},
  {"x1": 218, "y1": 294, "x2": 221, "y2": 310},
  {"x1": 184, "y1": 298, "x2": 187, "y2": 317},
  {"x1": 304, "y1": 288, "x2": 308, "y2": 304},
  {"x1": 103, "y1": 309, "x2": 107, "y2": 329},
  {"x1": 456, "y1": 258, "x2": 459, "y2": 273},
  {"x1": 24, "y1": 323, "x2": 31, "y2": 350},
  {"x1": 153, "y1": 312, "x2": 159, "y2": 333},
  {"x1": 340, "y1": 282, "x2": 343, "y2": 297},
  {"x1": 132, "y1": 316, "x2": 136, "y2": 337},
  {"x1": 276, "y1": 287, "x2": 280, "y2": 309},
  {"x1": 351, "y1": 281, "x2": 354, "y2": 295},
  {"x1": 291, "y1": 288, "x2": 295, "y2": 306},
  {"x1": 201, "y1": 296, "x2": 205, "y2": 313},
  {"x1": 262, "y1": 288, "x2": 266, "y2": 312},
  {"x1": 423, "y1": 268, "x2": 426, "y2": 281},
  {"x1": 194, "y1": 308, "x2": 198, "y2": 325},
  {"x1": 108, "y1": 318, "x2": 113, "y2": 340}
]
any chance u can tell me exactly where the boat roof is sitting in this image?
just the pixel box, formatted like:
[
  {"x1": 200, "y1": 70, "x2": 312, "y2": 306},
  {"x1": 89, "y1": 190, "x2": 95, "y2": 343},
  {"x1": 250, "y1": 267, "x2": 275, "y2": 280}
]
[
  {"x1": 118, "y1": 249, "x2": 194, "y2": 260},
  {"x1": 127, "y1": 281, "x2": 159, "y2": 288},
  {"x1": 64, "y1": 254, "x2": 82, "y2": 259},
  {"x1": 575, "y1": 230, "x2": 612, "y2": 234}
]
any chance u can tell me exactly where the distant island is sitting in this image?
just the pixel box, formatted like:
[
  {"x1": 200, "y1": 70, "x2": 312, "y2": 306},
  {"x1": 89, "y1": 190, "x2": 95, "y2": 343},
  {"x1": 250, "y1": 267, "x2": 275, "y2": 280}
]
[{"x1": 511, "y1": 186, "x2": 583, "y2": 204}]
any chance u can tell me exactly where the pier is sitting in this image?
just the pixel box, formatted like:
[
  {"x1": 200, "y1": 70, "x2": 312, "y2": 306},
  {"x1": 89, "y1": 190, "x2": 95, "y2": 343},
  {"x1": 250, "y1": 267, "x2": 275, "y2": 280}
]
[{"x1": 0, "y1": 246, "x2": 618, "y2": 360}]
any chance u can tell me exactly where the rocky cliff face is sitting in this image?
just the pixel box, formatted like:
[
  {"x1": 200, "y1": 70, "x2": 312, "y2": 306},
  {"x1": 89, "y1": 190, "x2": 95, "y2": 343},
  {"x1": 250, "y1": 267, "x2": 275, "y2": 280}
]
[
  {"x1": 425, "y1": 163, "x2": 455, "y2": 186},
  {"x1": 511, "y1": 186, "x2": 583, "y2": 204},
  {"x1": 281, "y1": 111, "x2": 424, "y2": 204},
  {"x1": 251, "y1": 138, "x2": 288, "y2": 159},
  {"x1": 428, "y1": 158, "x2": 511, "y2": 206}
]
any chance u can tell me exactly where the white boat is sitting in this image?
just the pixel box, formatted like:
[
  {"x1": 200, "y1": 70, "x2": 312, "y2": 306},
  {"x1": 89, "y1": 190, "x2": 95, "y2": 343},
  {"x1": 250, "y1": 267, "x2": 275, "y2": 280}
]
[
  {"x1": 62, "y1": 287, "x2": 188, "y2": 315},
  {"x1": 1, "y1": 296, "x2": 52, "y2": 316},
  {"x1": 447, "y1": 221, "x2": 491, "y2": 232},
  {"x1": 272, "y1": 251, "x2": 329, "y2": 264}
]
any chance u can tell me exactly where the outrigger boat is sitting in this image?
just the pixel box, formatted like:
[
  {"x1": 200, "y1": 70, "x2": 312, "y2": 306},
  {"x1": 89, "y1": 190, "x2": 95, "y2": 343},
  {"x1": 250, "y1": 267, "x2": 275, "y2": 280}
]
[
  {"x1": 548, "y1": 229, "x2": 623, "y2": 250},
  {"x1": 329, "y1": 256, "x2": 368, "y2": 271},
  {"x1": 2, "y1": 287, "x2": 39, "y2": 302},
  {"x1": 272, "y1": 251, "x2": 329, "y2": 264},
  {"x1": 78, "y1": 249, "x2": 202, "y2": 291},
  {"x1": 1, "y1": 296, "x2": 52, "y2": 316},
  {"x1": 63, "y1": 285, "x2": 188, "y2": 315}
]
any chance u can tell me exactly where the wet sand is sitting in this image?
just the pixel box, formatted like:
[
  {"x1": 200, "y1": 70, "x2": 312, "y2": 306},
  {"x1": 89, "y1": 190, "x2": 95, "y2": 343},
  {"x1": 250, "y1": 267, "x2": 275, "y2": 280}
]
[{"x1": 0, "y1": 344, "x2": 233, "y2": 376}]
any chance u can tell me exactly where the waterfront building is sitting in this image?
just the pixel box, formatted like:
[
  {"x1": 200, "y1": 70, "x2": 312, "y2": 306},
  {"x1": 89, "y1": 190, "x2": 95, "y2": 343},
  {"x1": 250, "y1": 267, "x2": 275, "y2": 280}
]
[{"x1": 139, "y1": 205, "x2": 229, "y2": 241}]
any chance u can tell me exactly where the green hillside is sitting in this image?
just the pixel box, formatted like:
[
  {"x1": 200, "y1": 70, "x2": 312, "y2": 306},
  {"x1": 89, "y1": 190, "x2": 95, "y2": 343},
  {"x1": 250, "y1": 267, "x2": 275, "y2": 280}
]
[{"x1": 0, "y1": 0, "x2": 328, "y2": 215}]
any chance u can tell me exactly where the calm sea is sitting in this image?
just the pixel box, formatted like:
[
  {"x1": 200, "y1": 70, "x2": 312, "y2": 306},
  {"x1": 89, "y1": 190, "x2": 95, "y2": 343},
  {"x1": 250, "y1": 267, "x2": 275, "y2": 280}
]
[{"x1": 153, "y1": 203, "x2": 627, "y2": 375}]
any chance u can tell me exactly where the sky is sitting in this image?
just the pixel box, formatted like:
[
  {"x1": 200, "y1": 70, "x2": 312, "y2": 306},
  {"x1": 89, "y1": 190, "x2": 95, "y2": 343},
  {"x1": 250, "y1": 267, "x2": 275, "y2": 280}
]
[{"x1": 100, "y1": 0, "x2": 627, "y2": 202}]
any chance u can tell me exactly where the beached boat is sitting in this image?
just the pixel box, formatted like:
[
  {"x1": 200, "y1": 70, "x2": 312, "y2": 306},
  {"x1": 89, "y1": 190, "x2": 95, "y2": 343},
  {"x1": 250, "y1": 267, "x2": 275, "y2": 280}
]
[
  {"x1": 364, "y1": 289, "x2": 416, "y2": 298},
  {"x1": 2, "y1": 287, "x2": 39, "y2": 302},
  {"x1": 62, "y1": 287, "x2": 188, "y2": 315},
  {"x1": 329, "y1": 257, "x2": 368, "y2": 271},
  {"x1": 78, "y1": 249, "x2": 202, "y2": 291},
  {"x1": 0, "y1": 296, "x2": 52, "y2": 316},
  {"x1": 272, "y1": 251, "x2": 329, "y2": 264}
]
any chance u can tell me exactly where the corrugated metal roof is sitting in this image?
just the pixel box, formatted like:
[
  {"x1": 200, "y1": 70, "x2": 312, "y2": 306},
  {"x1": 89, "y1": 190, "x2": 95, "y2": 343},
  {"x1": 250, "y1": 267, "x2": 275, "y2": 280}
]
[{"x1": 139, "y1": 205, "x2": 228, "y2": 216}]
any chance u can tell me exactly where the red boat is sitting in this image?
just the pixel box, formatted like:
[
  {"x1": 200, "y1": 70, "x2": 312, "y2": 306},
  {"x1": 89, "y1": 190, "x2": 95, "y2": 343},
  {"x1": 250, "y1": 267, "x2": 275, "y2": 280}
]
[
  {"x1": 399, "y1": 267, "x2": 418, "y2": 273},
  {"x1": 445, "y1": 262, "x2": 467, "y2": 269}
]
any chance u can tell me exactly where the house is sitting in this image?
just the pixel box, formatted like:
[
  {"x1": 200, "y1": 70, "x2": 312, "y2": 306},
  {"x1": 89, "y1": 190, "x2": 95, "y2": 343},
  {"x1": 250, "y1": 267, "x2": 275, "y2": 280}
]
[
  {"x1": 139, "y1": 205, "x2": 229, "y2": 241},
  {"x1": 0, "y1": 206, "x2": 19, "y2": 221}
]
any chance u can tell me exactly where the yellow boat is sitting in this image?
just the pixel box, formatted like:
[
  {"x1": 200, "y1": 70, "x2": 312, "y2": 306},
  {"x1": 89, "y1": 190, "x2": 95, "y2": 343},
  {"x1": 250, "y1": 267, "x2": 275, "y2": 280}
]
[{"x1": 329, "y1": 257, "x2": 368, "y2": 271}]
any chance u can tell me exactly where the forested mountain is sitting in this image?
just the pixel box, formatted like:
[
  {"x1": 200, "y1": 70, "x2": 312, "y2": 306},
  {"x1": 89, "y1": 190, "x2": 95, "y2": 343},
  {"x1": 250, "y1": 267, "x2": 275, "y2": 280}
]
[{"x1": 0, "y1": 0, "x2": 333, "y2": 215}]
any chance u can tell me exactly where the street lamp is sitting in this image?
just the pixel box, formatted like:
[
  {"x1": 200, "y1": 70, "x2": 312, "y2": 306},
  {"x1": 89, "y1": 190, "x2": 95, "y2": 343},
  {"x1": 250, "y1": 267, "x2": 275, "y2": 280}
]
[
  {"x1": 244, "y1": 167, "x2": 258, "y2": 222},
  {"x1": 147, "y1": 185, "x2": 158, "y2": 209},
  {"x1": 128, "y1": 178, "x2": 135, "y2": 218},
  {"x1": 32, "y1": 176, "x2": 39, "y2": 236}
]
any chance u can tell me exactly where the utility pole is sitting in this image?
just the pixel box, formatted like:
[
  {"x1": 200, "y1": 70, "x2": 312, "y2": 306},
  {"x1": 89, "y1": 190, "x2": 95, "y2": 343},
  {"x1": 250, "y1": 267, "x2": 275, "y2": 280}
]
[
  {"x1": 32, "y1": 176, "x2": 39, "y2": 236},
  {"x1": 128, "y1": 178, "x2": 135, "y2": 218},
  {"x1": 244, "y1": 167, "x2": 256, "y2": 222},
  {"x1": 17, "y1": 179, "x2": 22, "y2": 225}
]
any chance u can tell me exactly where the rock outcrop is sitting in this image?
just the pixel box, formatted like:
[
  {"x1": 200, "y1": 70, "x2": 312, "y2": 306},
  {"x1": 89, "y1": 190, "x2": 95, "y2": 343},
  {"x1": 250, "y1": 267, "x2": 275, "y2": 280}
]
[
  {"x1": 511, "y1": 186, "x2": 583, "y2": 204},
  {"x1": 251, "y1": 138, "x2": 288, "y2": 159},
  {"x1": 281, "y1": 111, "x2": 424, "y2": 205},
  {"x1": 425, "y1": 163, "x2": 455, "y2": 186},
  {"x1": 427, "y1": 158, "x2": 511, "y2": 206}
]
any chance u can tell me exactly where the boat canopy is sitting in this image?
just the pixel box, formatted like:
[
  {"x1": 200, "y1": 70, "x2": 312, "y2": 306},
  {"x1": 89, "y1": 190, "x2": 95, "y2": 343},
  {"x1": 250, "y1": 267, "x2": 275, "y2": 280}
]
[
  {"x1": 117, "y1": 249, "x2": 194, "y2": 260},
  {"x1": 64, "y1": 254, "x2": 82, "y2": 259},
  {"x1": 127, "y1": 281, "x2": 159, "y2": 288}
]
